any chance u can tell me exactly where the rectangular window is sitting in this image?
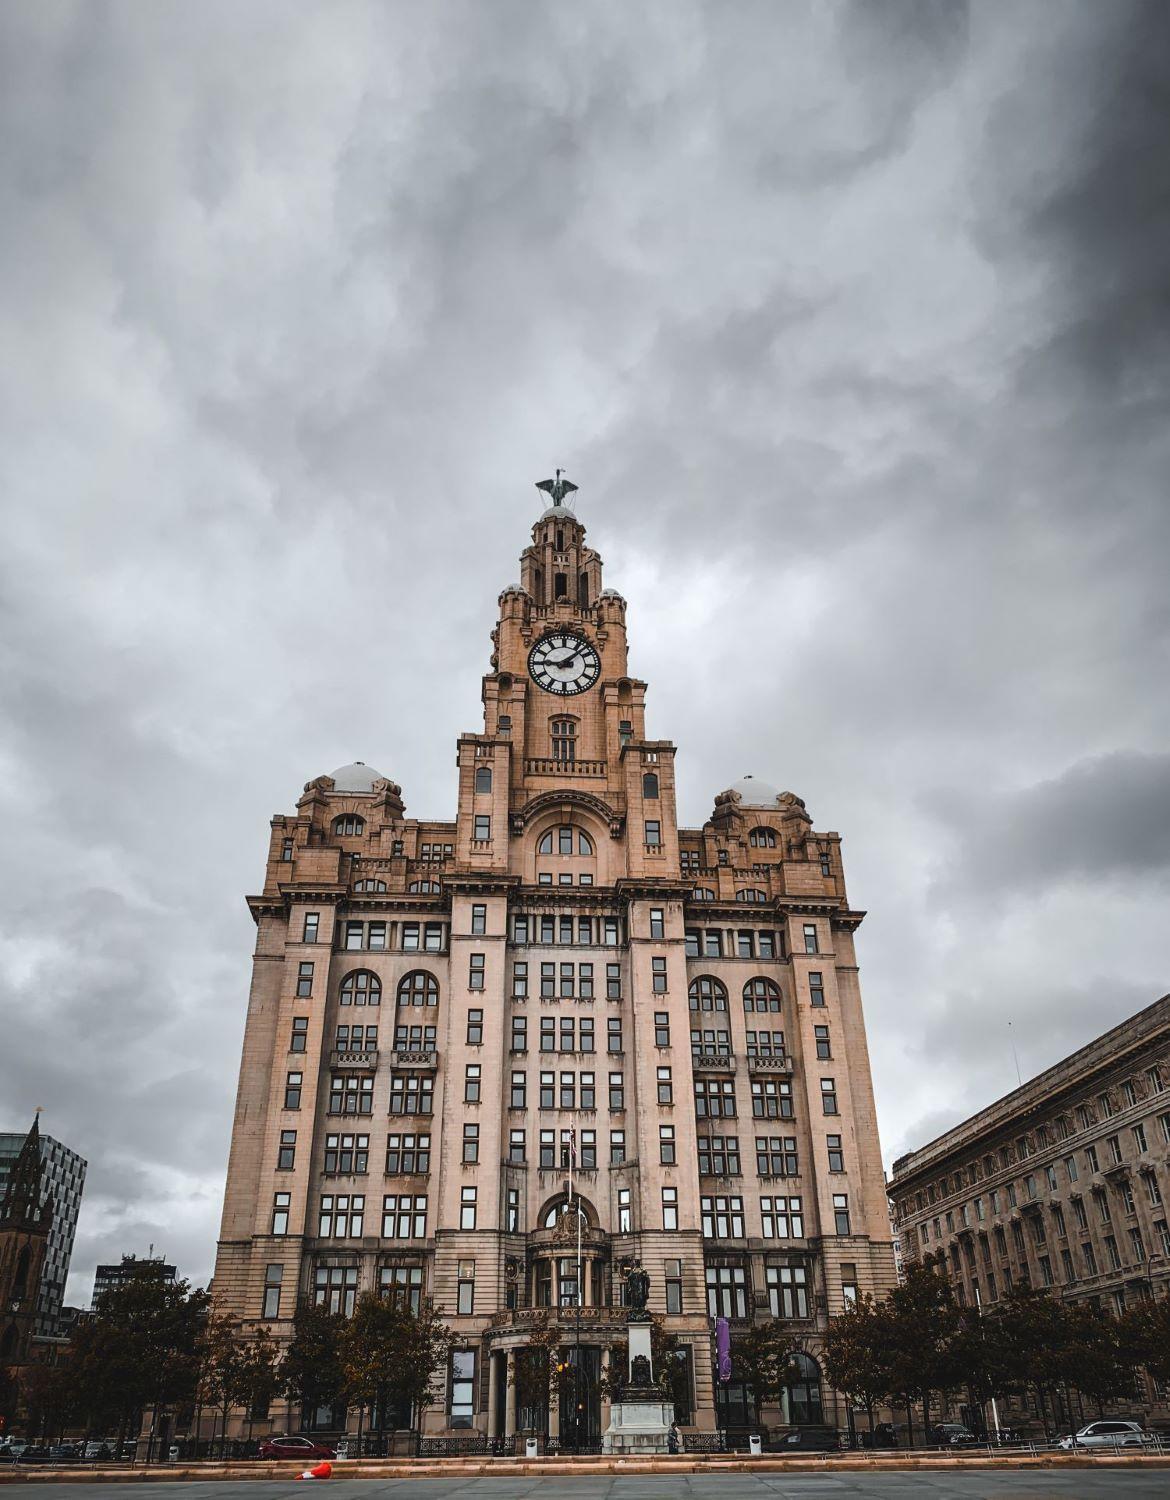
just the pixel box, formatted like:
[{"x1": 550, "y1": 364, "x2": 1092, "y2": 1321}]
[
  {"x1": 706, "y1": 1265, "x2": 747, "y2": 1319},
  {"x1": 510, "y1": 1071, "x2": 527, "y2": 1109},
  {"x1": 607, "y1": 1017, "x2": 623, "y2": 1053},
  {"x1": 457, "y1": 1261, "x2": 475, "y2": 1316},
  {"x1": 560, "y1": 963, "x2": 575, "y2": 999},
  {"x1": 385, "y1": 1133, "x2": 430, "y2": 1174},
  {"x1": 512, "y1": 960, "x2": 529, "y2": 998},
  {"x1": 471, "y1": 904, "x2": 486, "y2": 935},
  {"x1": 666, "y1": 1259, "x2": 683, "y2": 1314},
  {"x1": 368, "y1": 921, "x2": 386, "y2": 950},
  {"x1": 700, "y1": 1195, "x2": 745, "y2": 1238},
  {"x1": 560, "y1": 1015, "x2": 575, "y2": 1050},
  {"x1": 1133, "y1": 1123, "x2": 1148, "y2": 1153},
  {"x1": 290, "y1": 1016, "x2": 309, "y2": 1052},
  {"x1": 609, "y1": 1072, "x2": 625, "y2": 1111},
  {"x1": 685, "y1": 929, "x2": 700, "y2": 958},
  {"x1": 657, "y1": 1066, "x2": 673, "y2": 1104},
  {"x1": 645, "y1": 820, "x2": 661, "y2": 847},
  {"x1": 402, "y1": 922, "x2": 420, "y2": 951},
  {"x1": 277, "y1": 1129, "x2": 297, "y2": 1170},
  {"x1": 660, "y1": 1124, "x2": 676, "y2": 1164},
  {"x1": 696, "y1": 1077, "x2": 738, "y2": 1118},
  {"x1": 302, "y1": 912, "x2": 319, "y2": 943},
  {"x1": 541, "y1": 1017, "x2": 556, "y2": 1052},
  {"x1": 841, "y1": 1263, "x2": 858, "y2": 1307},
  {"x1": 833, "y1": 1193, "x2": 851, "y2": 1235},
  {"x1": 652, "y1": 957, "x2": 668, "y2": 992},
  {"x1": 474, "y1": 815, "x2": 491, "y2": 841},
  {"x1": 468, "y1": 953, "x2": 485, "y2": 990},
  {"x1": 579, "y1": 965, "x2": 594, "y2": 1001},
  {"x1": 284, "y1": 1070, "x2": 303, "y2": 1109},
  {"x1": 511, "y1": 1014, "x2": 528, "y2": 1052},
  {"x1": 803, "y1": 924, "x2": 819, "y2": 954},
  {"x1": 450, "y1": 1349, "x2": 476, "y2": 1426},
  {"x1": 541, "y1": 962, "x2": 556, "y2": 998},
  {"x1": 466, "y1": 1009, "x2": 483, "y2": 1045},
  {"x1": 580, "y1": 1129, "x2": 597, "y2": 1169},
  {"x1": 423, "y1": 922, "x2": 443, "y2": 951},
  {"x1": 272, "y1": 1192, "x2": 291, "y2": 1235},
  {"x1": 508, "y1": 1128, "x2": 526, "y2": 1165},
  {"x1": 704, "y1": 930, "x2": 721, "y2": 958},
  {"x1": 814, "y1": 1025, "x2": 831, "y2": 1059},
  {"x1": 662, "y1": 1186, "x2": 679, "y2": 1231},
  {"x1": 462, "y1": 1123, "x2": 479, "y2": 1164},
  {"x1": 579, "y1": 1015, "x2": 595, "y2": 1050},
  {"x1": 826, "y1": 1134, "x2": 845, "y2": 1172},
  {"x1": 513, "y1": 915, "x2": 529, "y2": 944},
  {"x1": 281, "y1": 837, "x2": 294, "y2": 861},
  {"x1": 808, "y1": 972, "x2": 825, "y2": 1007},
  {"x1": 262, "y1": 1263, "x2": 283, "y2": 1319},
  {"x1": 540, "y1": 1071, "x2": 555, "y2": 1109},
  {"x1": 761, "y1": 1194, "x2": 804, "y2": 1239},
  {"x1": 560, "y1": 1071, "x2": 575, "y2": 1109},
  {"x1": 698, "y1": 1135, "x2": 741, "y2": 1177},
  {"x1": 606, "y1": 962, "x2": 622, "y2": 999},
  {"x1": 539, "y1": 1129, "x2": 556, "y2": 1169},
  {"x1": 580, "y1": 1071, "x2": 596, "y2": 1109},
  {"x1": 464, "y1": 1064, "x2": 481, "y2": 1103},
  {"x1": 610, "y1": 1130, "x2": 626, "y2": 1165},
  {"x1": 649, "y1": 907, "x2": 665, "y2": 939},
  {"x1": 296, "y1": 961, "x2": 314, "y2": 997},
  {"x1": 1108, "y1": 1134, "x2": 1123, "y2": 1164},
  {"x1": 318, "y1": 1193, "x2": 365, "y2": 1238},
  {"x1": 460, "y1": 1186, "x2": 477, "y2": 1231},
  {"x1": 821, "y1": 1078, "x2": 839, "y2": 1115},
  {"x1": 344, "y1": 921, "x2": 364, "y2": 951}
]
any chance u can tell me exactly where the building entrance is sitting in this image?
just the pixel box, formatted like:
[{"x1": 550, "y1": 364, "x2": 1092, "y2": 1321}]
[{"x1": 559, "y1": 1345, "x2": 602, "y2": 1449}]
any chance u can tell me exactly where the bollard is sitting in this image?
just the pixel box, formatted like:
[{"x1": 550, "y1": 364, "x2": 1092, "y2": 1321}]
[
  {"x1": 525, "y1": 1438, "x2": 538, "y2": 1458},
  {"x1": 749, "y1": 1434, "x2": 762, "y2": 1457}
]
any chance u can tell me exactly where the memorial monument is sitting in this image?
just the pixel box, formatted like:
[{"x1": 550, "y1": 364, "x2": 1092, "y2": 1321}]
[{"x1": 601, "y1": 1262, "x2": 674, "y2": 1454}]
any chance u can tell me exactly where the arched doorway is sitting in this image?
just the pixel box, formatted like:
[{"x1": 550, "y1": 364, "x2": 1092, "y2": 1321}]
[{"x1": 785, "y1": 1351, "x2": 824, "y2": 1424}]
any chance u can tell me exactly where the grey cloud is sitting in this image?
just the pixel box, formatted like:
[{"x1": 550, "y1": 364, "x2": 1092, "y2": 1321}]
[{"x1": 0, "y1": 1, "x2": 1166, "y2": 1294}]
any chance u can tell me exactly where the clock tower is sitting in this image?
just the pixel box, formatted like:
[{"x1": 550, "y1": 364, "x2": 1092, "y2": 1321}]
[{"x1": 464, "y1": 480, "x2": 678, "y2": 880}]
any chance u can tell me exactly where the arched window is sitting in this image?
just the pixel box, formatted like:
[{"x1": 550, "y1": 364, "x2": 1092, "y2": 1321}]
[
  {"x1": 354, "y1": 879, "x2": 386, "y2": 892},
  {"x1": 692, "y1": 887, "x2": 715, "y2": 902},
  {"x1": 642, "y1": 772, "x2": 659, "y2": 799},
  {"x1": 744, "y1": 977, "x2": 782, "y2": 1013},
  {"x1": 736, "y1": 888, "x2": 767, "y2": 904},
  {"x1": 397, "y1": 970, "x2": 439, "y2": 1008},
  {"x1": 688, "y1": 976, "x2": 728, "y2": 1013},
  {"x1": 474, "y1": 766, "x2": 492, "y2": 794},
  {"x1": 749, "y1": 827, "x2": 777, "y2": 849},
  {"x1": 542, "y1": 1195, "x2": 594, "y2": 1229},
  {"x1": 334, "y1": 815, "x2": 365, "y2": 837},
  {"x1": 408, "y1": 880, "x2": 442, "y2": 894},
  {"x1": 340, "y1": 970, "x2": 381, "y2": 1007},
  {"x1": 537, "y1": 825, "x2": 594, "y2": 856},
  {"x1": 786, "y1": 1352, "x2": 824, "y2": 1424}
]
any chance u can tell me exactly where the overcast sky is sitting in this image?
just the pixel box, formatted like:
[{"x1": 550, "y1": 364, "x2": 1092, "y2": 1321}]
[{"x1": 1, "y1": 1, "x2": 1167, "y2": 1304}]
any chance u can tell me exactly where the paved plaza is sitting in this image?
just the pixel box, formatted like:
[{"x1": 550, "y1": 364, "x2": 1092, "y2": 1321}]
[{"x1": 3, "y1": 1476, "x2": 1170, "y2": 1500}]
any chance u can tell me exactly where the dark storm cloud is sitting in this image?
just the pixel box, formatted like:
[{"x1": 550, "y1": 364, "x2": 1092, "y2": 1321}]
[{"x1": 0, "y1": 1, "x2": 1167, "y2": 1297}]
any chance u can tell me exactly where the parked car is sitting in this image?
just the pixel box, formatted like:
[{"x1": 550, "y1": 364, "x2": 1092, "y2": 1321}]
[
  {"x1": 931, "y1": 1423, "x2": 978, "y2": 1447},
  {"x1": 781, "y1": 1426, "x2": 841, "y2": 1452},
  {"x1": 16, "y1": 1445, "x2": 51, "y2": 1462},
  {"x1": 257, "y1": 1436, "x2": 336, "y2": 1461},
  {"x1": 48, "y1": 1442, "x2": 82, "y2": 1462},
  {"x1": 1059, "y1": 1421, "x2": 1154, "y2": 1450},
  {"x1": 84, "y1": 1440, "x2": 115, "y2": 1461}
]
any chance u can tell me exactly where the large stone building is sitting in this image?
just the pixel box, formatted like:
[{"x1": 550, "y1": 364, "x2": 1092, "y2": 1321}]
[
  {"x1": 213, "y1": 480, "x2": 896, "y2": 1444},
  {"x1": 890, "y1": 994, "x2": 1170, "y2": 1418},
  {"x1": 0, "y1": 1123, "x2": 85, "y2": 1338},
  {"x1": 0, "y1": 1120, "x2": 53, "y2": 1365}
]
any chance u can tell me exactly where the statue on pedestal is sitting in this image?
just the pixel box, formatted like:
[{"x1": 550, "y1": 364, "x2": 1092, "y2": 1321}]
[{"x1": 624, "y1": 1260, "x2": 650, "y2": 1318}]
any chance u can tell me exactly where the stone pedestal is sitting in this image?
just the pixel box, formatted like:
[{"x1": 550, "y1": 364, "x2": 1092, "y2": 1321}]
[{"x1": 601, "y1": 1317, "x2": 673, "y2": 1455}]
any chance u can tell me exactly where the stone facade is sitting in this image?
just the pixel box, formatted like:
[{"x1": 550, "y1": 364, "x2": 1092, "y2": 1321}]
[
  {"x1": 890, "y1": 994, "x2": 1170, "y2": 1420},
  {"x1": 213, "y1": 484, "x2": 897, "y2": 1442}
]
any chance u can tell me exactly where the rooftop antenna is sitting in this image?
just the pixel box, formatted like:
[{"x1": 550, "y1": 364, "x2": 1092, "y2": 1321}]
[{"x1": 1007, "y1": 1021, "x2": 1022, "y2": 1087}]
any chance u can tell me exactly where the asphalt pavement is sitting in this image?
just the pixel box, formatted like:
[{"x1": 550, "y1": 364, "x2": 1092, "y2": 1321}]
[{"x1": 2, "y1": 1475, "x2": 1170, "y2": 1500}]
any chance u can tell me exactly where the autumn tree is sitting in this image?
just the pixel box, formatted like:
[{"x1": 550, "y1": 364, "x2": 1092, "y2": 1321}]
[
  {"x1": 885, "y1": 1264, "x2": 960, "y2": 1443},
  {"x1": 822, "y1": 1297, "x2": 895, "y2": 1434},
  {"x1": 281, "y1": 1301, "x2": 345, "y2": 1432},
  {"x1": 1118, "y1": 1294, "x2": 1170, "y2": 1389}
]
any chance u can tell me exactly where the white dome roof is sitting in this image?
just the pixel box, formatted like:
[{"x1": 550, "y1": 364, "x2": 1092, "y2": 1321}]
[
  {"x1": 540, "y1": 504, "x2": 579, "y2": 521},
  {"x1": 729, "y1": 774, "x2": 783, "y2": 808},
  {"x1": 330, "y1": 761, "x2": 384, "y2": 793}
]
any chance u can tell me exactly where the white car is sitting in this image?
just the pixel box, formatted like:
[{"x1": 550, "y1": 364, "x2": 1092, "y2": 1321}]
[{"x1": 1059, "y1": 1420, "x2": 1153, "y2": 1449}]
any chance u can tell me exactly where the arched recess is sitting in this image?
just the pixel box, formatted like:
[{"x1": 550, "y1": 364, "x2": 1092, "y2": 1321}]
[
  {"x1": 539, "y1": 1191, "x2": 600, "y2": 1231},
  {"x1": 784, "y1": 1350, "x2": 824, "y2": 1424}
]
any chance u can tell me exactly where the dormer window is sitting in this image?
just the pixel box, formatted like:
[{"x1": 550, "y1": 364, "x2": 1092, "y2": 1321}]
[
  {"x1": 552, "y1": 718, "x2": 576, "y2": 762},
  {"x1": 334, "y1": 815, "x2": 365, "y2": 837}
]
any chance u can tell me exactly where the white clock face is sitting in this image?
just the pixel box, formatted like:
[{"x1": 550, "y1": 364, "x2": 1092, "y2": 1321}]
[{"x1": 528, "y1": 632, "x2": 601, "y2": 695}]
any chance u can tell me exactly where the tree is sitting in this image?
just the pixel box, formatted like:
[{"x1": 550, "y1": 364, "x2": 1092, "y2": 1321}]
[
  {"x1": 996, "y1": 1290, "x2": 1075, "y2": 1435},
  {"x1": 734, "y1": 1320, "x2": 794, "y2": 1425},
  {"x1": 236, "y1": 1327, "x2": 281, "y2": 1443},
  {"x1": 1061, "y1": 1300, "x2": 1129, "y2": 1417},
  {"x1": 69, "y1": 1270, "x2": 208, "y2": 1454},
  {"x1": 197, "y1": 1311, "x2": 245, "y2": 1457},
  {"x1": 822, "y1": 1297, "x2": 895, "y2": 1434},
  {"x1": 886, "y1": 1265, "x2": 960, "y2": 1443},
  {"x1": 281, "y1": 1301, "x2": 345, "y2": 1431},
  {"x1": 598, "y1": 1316, "x2": 690, "y2": 1419},
  {"x1": 20, "y1": 1363, "x2": 76, "y2": 1443},
  {"x1": 1118, "y1": 1295, "x2": 1170, "y2": 1389},
  {"x1": 391, "y1": 1299, "x2": 451, "y2": 1434},
  {"x1": 339, "y1": 1294, "x2": 400, "y2": 1449}
]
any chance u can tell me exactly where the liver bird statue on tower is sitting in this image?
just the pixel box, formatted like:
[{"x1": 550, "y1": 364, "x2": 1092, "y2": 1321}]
[{"x1": 536, "y1": 469, "x2": 578, "y2": 507}]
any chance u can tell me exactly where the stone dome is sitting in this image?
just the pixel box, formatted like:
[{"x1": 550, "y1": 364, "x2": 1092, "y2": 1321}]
[
  {"x1": 540, "y1": 504, "x2": 580, "y2": 522},
  {"x1": 330, "y1": 762, "x2": 385, "y2": 794},
  {"x1": 728, "y1": 774, "x2": 783, "y2": 808},
  {"x1": 598, "y1": 588, "x2": 625, "y2": 601}
]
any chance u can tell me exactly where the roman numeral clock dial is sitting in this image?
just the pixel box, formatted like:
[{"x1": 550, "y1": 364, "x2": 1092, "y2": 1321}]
[{"x1": 527, "y1": 632, "x2": 600, "y2": 696}]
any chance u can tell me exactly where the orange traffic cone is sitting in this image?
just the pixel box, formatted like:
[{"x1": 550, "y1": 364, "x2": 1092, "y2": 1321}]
[{"x1": 297, "y1": 1461, "x2": 332, "y2": 1479}]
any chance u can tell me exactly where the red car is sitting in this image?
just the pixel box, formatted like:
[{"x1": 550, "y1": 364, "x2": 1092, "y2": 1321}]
[{"x1": 257, "y1": 1436, "x2": 335, "y2": 1461}]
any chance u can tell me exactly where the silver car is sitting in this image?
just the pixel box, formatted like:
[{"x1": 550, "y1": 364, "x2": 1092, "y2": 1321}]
[{"x1": 1060, "y1": 1420, "x2": 1153, "y2": 1449}]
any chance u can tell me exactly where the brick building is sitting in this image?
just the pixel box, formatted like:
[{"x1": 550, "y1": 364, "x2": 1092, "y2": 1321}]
[
  {"x1": 890, "y1": 994, "x2": 1170, "y2": 1421},
  {"x1": 213, "y1": 478, "x2": 897, "y2": 1443},
  {"x1": 0, "y1": 1125, "x2": 85, "y2": 1337}
]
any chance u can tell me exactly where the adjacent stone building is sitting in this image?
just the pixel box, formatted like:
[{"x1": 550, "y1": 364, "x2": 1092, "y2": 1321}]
[
  {"x1": 213, "y1": 480, "x2": 897, "y2": 1444},
  {"x1": 890, "y1": 994, "x2": 1170, "y2": 1419},
  {"x1": 0, "y1": 1123, "x2": 85, "y2": 1338},
  {"x1": 0, "y1": 1120, "x2": 54, "y2": 1364}
]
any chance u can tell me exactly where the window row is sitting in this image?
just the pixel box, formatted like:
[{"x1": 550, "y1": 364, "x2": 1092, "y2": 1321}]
[
  {"x1": 706, "y1": 1263, "x2": 810, "y2": 1320},
  {"x1": 512, "y1": 914, "x2": 623, "y2": 944},
  {"x1": 686, "y1": 929, "x2": 782, "y2": 960},
  {"x1": 512, "y1": 961, "x2": 624, "y2": 999}
]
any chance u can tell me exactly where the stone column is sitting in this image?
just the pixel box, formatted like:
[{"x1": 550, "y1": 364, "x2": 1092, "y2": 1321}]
[
  {"x1": 583, "y1": 1254, "x2": 592, "y2": 1307},
  {"x1": 600, "y1": 1344, "x2": 612, "y2": 1432},
  {"x1": 549, "y1": 1360, "x2": 560, "y2": 1440},
  {"x1": 487, "y1": 1350, "x2": 499, "y2": 1440},
  {"x1": 505, "y1": 1349, "x2": 517, "y2": 1442}
]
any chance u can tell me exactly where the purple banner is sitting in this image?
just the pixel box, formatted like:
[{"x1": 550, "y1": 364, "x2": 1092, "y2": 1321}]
[{"x1": 716, "y1": 1317, "x2": 732, "y2": 1383}]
